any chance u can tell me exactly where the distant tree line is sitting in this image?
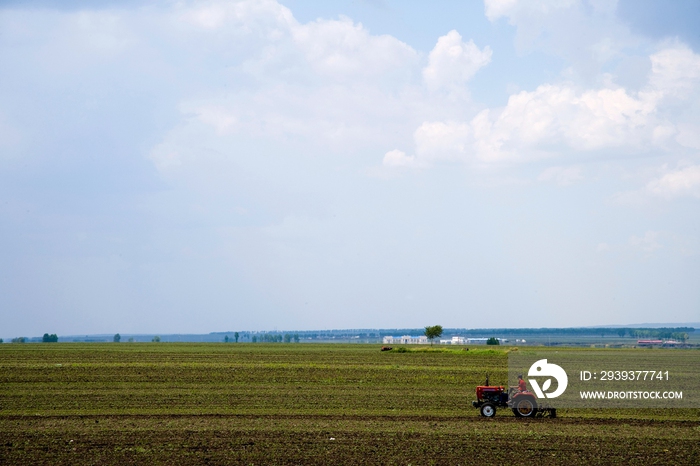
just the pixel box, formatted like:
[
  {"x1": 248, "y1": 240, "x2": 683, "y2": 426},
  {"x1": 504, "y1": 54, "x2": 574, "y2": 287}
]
[
  {"x1": 251, "y1": 333, "x2": 300, "y2": 343},
  {"x1": 440, "y1": 327, "x2": 695, "y2": 337},
  {"x1": 627, "y1": 329, "x2": 689, "y2": 341},
  {"x1": 233, "y1": 330, "x2": 380, "y2": 341}
]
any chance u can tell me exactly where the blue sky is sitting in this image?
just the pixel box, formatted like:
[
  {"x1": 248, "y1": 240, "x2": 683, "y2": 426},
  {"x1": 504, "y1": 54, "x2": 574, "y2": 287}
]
[{"x1": 1, "y1": 0, "x2": 698, "y2": 337}]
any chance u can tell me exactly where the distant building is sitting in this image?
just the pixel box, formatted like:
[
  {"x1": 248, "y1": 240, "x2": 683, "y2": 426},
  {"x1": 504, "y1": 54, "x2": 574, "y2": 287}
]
[
  {"x1": 439, "y1": 336, "x2": 468, "y2": 345},
  {"x1": 637, "y1": 340, "x2": 663, "y2": 346},
  {"x1": 637, "y1": 339, "x2": 681, "y2": 347},
  {"x1": 383, "y1": 335, "x2": 428, "y2": 344},
  {"x1": 439, "y1": 337, "x2": 508, "y2": 345}
]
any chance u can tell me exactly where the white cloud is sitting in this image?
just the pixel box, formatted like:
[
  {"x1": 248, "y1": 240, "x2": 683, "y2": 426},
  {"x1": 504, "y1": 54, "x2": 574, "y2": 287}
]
[
  {"x1": 178, "y1": 1, "x2": 418, "y2": 84},
  {"x1": 676, "y1": 123, "x2": 700, "y2": 149},
  {"x1": 484, "y1": 0, "x2": 575, "y2": 22},
  {"x1": 293, "y1": 16, "x2": 418, "y2": 81},
  {"x1": 629, "y1": 231, "x2": 662, "y2": 254},
  {"x1": 596, "y1": 242, "x2": 611, "y2": 252},
  {"x1": 140, "y1": 1, "x2": 433, "y2": 179},
  {"x1": 484, "y1": 0, "x2": 637, "y2": 84},
  {"x1": 598, "y1": 231, "x2": 688, "y2": 258},
  {"x1": 397, "y1": 42, "x2": 700, "y2": 168},
  {"x1": 382, "y1": 149, "x2": 424, "y2": 169},
  {"x1": 613, "y1": 162, "x2": 700, "y2": 205},
  {"x1": 179, "y1": 0, "x2": 295, "y2": 32},
  {"x1": 597, "y1": 231, "x2": 697, "y2": 258},
  {"x1": 192, "y1": 105, "x2": 238, "y2": 135},
  {"x1": 184, "y1": 4, "x2": 229, "y2": 29},
  {"x1": 538, "y1": 166, "x2": 584, "y2": 186},
  {"x1": 414, "y1": 121, "x2": 472, "y2": 162},
  {"x1": 149, "y1": 139, "x2": 186, "y2": 174},
  {"x1": 483, "y1": 0, "x2": 518, "y2": 21},
  {"x1": 475, "y1": 84, "x2": 653, "y2": 160},
  {"x1": 480, "y1": 43, "x2": 700, "y2": 159},
  {"x1": 396, "y1": 82, "x2": 658, "y2": 167},
  {"x1": 646, "y1": 165, "x2": 700, "y2": 199},
  {"x1": 422, "y1": 30, "x2": 492, "y2": 92},
  {"x1": 647, "y1": 44, "x2": 700, "y2": 98}
]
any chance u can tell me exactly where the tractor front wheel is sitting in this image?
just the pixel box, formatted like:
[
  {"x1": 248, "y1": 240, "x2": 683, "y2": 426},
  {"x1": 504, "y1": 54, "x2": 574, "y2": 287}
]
[
  {"x1": 512, "y1": 397, "x2": 537, "y2": 418},
  {"x1": 480, "y1": 403, "x2": 496, "y2": 418}
]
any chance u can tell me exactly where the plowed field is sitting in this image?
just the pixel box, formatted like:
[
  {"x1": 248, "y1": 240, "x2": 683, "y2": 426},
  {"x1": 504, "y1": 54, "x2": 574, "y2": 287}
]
[{"x1": 1, "y1": 344, "x2": 698, "y2": 464}]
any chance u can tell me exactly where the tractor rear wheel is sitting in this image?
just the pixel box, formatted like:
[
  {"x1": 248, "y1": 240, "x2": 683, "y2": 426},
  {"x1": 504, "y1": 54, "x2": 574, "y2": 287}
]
[
  {"x1": 512, "y1": 397, "x2": 537, "y2": 417},
  {"x1": 480, "y1": 403, "x2": 496, "y2": 418}
]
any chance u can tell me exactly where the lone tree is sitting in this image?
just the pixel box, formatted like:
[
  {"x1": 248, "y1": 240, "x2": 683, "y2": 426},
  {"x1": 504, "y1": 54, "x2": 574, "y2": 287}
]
[
  {"x1": 113, "y1": 333, "x2": 121, "y2": 343},
  {"x1": 486, "y1": 337, "x2": 500, "y2": 345},
  {"x1": 234, "y1": 332, "x2": 239, "y2": 343},
  {"x1": 424, "y1": 325, "x2": 443, "y2": 345},
  {"x1": 152, "y1": 336, "x2": 161, "y2": 342},
  {"x1": 42, "y1": 333, "x2": 58, "y2": 343}
]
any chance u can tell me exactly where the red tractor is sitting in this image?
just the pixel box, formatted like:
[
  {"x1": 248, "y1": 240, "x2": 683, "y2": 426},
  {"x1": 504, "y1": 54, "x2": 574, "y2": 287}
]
[{"x1": 471, "y1": 376, "x2": 556, "y2": 418}]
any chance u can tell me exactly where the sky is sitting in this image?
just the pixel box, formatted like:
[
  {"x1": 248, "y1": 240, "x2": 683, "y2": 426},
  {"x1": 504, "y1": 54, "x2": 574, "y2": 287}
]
[{"x1": 1, "y1": 0, "x2": 699, "y2": 338}]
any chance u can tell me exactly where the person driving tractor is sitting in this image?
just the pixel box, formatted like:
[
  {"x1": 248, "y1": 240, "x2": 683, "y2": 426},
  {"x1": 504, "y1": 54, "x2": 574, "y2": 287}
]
[{"x1": 509, "y1": 374, "x2": 527, "y2": 395}]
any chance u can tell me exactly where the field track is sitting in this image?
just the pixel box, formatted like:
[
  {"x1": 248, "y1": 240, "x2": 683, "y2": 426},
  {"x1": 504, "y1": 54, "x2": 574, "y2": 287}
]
[{"x1": 1, "y1": 343, "x2": 698, "y2": 464}]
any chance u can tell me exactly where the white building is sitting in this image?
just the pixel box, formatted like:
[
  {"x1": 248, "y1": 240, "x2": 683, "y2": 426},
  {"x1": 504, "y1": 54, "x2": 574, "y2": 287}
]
[
  {"x1": 383, "y1": 335, "x2": 428, "y2": 344},
  {"x1": 438, "y1": 337, "x2": 509, "y2": 344},
  {"x1": 439, "y1": 336, "x2": 468, "y2": 345}
]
